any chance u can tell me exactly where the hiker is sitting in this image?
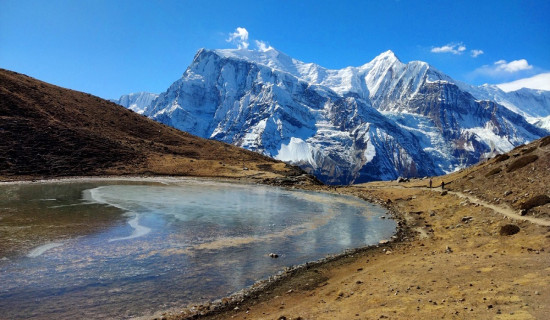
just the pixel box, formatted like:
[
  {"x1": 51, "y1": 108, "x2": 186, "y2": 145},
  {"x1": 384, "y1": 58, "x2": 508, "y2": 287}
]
[
  {"x1": 429, "y1": 178, "x2": 432, "y2": 188},
  {"x1": 441, "y1": 180, "x2": 445, "y2": 190}
]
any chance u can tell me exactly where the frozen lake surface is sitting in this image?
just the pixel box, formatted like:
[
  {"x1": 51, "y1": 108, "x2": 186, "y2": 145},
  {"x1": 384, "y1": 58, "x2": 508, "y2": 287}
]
[{"x1": 0, "y1": 179, "x2": 395, "y2": 319}]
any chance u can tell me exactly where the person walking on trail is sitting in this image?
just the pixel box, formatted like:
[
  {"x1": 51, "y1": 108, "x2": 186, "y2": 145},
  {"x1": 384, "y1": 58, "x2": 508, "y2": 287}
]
[
  {"x1": 429, "y1": 178, "x2": 433, "y2": 189},
  {"x1": 441, "y1": 180, "x2": 445, "y2": 190}
]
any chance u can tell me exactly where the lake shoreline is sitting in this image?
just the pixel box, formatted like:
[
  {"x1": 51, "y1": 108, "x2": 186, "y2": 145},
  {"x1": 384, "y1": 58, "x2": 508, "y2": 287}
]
[
  {"x1": 1, "y1": 175, "x2": 406, "y2": 320},
  {"x1": 142, "y1": 180, "x2": 416, "y2": 320}
]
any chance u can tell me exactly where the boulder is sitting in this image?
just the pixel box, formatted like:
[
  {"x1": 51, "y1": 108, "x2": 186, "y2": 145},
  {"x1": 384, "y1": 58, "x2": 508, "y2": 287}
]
[{"x1": 499, "y1": 224, "x2": 520, "y2": 236}]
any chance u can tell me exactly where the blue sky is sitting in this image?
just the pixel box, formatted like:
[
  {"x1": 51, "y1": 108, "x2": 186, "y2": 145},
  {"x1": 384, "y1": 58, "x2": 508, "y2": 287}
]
[{"x1": 1, "y1": 0, "x2": 549, "y2": 99}]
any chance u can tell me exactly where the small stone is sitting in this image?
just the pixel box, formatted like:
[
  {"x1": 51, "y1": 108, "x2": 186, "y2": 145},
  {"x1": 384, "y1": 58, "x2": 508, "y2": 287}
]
[
  {"x1": 504, "y1": 190, "x2": 513, "y2": 196},
  {"x1": 269, "y1": 253, "x2": 279, "y2": 258},
  {"x1": 445, "y1": 246, "x2": 453, "y2": 253}
]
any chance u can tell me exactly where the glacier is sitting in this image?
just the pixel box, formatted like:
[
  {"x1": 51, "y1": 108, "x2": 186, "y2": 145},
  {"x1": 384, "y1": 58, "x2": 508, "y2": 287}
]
[{"x1": 129, "y1": 47, "x2": 548, "y2": 184}]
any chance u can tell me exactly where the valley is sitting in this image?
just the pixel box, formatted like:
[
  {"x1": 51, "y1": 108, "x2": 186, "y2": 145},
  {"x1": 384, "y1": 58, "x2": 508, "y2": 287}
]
[{"x1": 1, "y1": 66, "x2": 549, "y2": 320}]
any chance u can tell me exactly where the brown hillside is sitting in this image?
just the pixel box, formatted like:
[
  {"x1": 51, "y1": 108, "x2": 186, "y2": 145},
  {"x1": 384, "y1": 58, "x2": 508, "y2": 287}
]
[
  {"x1": 0, "y1": 68, "x2": 314, "y2": 183},
  {"x1": 442, "y1": 136, "x2": 550, "y2": 218}
]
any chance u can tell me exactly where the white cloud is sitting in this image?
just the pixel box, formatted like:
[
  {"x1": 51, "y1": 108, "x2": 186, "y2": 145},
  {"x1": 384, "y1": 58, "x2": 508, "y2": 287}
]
[
  {"x1": 496, "y1": 72, "x2": 550, "y2": 92},
  {"x1": 255, "y1": 40, "x2": 273, "y2": 52},
  {"x1": 474, "y1": 59, "x2": 535, "y2": 78},
  {"x1": 470, "y1": 49, "x2": 484, "y2": 58},
  {"x1": 226, "y1": 27, "x2": 249, "y2": 49},
  {"x1": 226, "y1": 28, "x2": 276, "y2": 52},
  {"x1": 431, "y1": 43, "x2": 466, "y2": 55},
  {"x1": 494, "y1": 59, "x2": 532, "y2": 72}
]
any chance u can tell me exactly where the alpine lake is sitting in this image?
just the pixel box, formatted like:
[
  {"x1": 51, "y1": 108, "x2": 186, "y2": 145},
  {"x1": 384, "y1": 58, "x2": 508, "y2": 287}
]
[{"x1": 0, "y1": 178, "x2": 395, "y2": 319}]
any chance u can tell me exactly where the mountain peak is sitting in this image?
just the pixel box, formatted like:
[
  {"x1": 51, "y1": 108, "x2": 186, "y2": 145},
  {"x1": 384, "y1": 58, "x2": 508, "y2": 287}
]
[
  {"x1": 211, "y1": 46, "x2": 286, "y2": 61},
  {"x1": 372, "y1": 50, "x2": 400, "y2": 63}
]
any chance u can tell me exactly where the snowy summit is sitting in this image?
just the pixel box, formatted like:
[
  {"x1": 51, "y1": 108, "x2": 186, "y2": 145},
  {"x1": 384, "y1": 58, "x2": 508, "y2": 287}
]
[{"x1": 123, "y1": 47, "x2": 549, "y2": 184}]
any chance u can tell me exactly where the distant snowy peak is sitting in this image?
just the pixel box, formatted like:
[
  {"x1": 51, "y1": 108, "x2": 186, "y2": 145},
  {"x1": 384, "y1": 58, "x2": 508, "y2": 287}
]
[
  {"x1": 203, "y1": 48, "x2": 416, "y2": 98},
  {"x1": 210, "y1": 47, "x2": 328, "y2": 85},
  {"x1": 143, "y1": 47, "x2": 549, "y2": 184},
  {"x1": 455, "y1": 81, "x2": 550, "y2": 124},
  {"x1": 112, "y1": 92, "x2": 158, "y2": 114},
  {"x1": 189, "y1": 46, "x2": 550, "y2": 126}
]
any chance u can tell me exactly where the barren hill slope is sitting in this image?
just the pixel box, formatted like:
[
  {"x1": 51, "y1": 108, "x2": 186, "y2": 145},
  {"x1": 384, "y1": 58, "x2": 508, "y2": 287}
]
[
  {"x1": 0, "y1": 69, "x2": 312, "y2": 183},
  {"x1": 432, "y1": 136, "x2": 550, "y2": 219}
]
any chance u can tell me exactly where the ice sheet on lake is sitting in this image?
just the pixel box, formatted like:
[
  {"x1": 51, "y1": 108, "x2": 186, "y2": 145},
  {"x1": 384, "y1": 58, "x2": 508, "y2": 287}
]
[
  {"x1": 108, "y1": 214, "x2": 151, "y2": 242},
  {"x1": 27, "y1": 242, "x2": 63, "y2": 258}
]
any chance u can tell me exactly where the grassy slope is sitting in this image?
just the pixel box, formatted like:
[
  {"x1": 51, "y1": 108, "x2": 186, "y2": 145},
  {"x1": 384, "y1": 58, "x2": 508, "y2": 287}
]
[{"x1": 0, "y1": 68, "x2": 313, "y2": 183}]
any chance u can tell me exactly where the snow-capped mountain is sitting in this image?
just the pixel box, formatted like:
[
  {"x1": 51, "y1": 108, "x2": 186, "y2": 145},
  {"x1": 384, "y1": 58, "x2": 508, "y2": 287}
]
[
  {"x1": 455, "y1": 84, "x2": 550, "y2": 130},
  {"x1": 111, "y1": 92, "x2": 158, "y2": 114},
  {"x1": 141, "y1": 47, "x2": 548, "y2": 184}
]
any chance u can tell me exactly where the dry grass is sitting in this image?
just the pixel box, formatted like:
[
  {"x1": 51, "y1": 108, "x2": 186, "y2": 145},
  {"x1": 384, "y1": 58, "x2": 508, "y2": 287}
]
[{"x1": 0, "y1": 68, "x2": 310, "y2": 183}]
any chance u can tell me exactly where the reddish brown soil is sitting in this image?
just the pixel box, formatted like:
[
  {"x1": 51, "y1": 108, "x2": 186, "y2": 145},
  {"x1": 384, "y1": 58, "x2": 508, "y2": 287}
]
[{"x1": 0, "y1": 68, "x2": 317, "y2": 184}]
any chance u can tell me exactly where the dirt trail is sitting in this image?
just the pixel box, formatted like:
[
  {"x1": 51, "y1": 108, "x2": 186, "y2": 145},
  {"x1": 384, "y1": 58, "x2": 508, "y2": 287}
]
[
  {"x1": 421, "y1": 187, "x2": 550, "y2": 227},
  {"x1": 366, "y1": 183, "x2": 550, "y2": 227}
]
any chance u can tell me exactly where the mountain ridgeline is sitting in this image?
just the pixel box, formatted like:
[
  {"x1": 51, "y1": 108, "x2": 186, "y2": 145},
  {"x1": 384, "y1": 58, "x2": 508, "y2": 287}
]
[{"x1": 116, "y1": 48, "x2": 550, "y2": 184}]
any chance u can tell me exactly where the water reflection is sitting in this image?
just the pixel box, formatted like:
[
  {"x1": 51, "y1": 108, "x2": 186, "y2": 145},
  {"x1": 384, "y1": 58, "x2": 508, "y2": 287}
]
[{"x1": 0, "y1": 179, "x2": 395, "y2": 319}]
